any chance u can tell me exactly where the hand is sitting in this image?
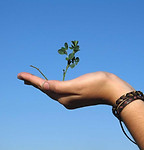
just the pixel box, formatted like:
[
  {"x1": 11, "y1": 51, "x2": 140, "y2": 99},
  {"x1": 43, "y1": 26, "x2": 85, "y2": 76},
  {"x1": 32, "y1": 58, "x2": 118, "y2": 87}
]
[{"x1": 17, "y1": 71, "x2": 135, "y2": 109}]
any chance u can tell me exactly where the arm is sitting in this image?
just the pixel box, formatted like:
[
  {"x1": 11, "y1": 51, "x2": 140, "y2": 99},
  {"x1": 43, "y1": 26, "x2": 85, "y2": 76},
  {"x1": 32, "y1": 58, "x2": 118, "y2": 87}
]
[
  {"x1": 17, "y1": 71, "x2": 144, "y2": 149},
  {"x1": 121, "y1": 100, "x2": 144, "y2": 149}
]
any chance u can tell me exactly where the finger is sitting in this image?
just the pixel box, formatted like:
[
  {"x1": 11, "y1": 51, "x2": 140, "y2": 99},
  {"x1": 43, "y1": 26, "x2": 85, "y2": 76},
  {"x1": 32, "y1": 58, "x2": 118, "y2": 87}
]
[{"x1": 17, "y1": 72, "x2": 45, "y2": 89}]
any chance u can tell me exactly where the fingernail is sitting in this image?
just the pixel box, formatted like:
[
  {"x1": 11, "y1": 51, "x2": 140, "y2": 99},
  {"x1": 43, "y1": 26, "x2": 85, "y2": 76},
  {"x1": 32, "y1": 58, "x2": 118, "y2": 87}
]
[{"x1": 43, "y1": 82, "x2": 49, "y2": 90}]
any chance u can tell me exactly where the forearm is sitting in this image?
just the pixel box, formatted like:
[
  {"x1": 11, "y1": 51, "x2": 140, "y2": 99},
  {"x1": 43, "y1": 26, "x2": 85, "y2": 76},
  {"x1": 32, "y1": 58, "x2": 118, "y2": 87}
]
[{"x1": 120, "y1": 100, "x2": 144, "y2": 149}]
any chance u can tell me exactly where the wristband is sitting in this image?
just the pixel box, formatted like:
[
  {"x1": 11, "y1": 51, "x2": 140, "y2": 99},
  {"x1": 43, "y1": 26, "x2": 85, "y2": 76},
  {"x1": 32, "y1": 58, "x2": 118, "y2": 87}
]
[{"x1": 112, "y1": 91, "x2": 144, "y2": 120}]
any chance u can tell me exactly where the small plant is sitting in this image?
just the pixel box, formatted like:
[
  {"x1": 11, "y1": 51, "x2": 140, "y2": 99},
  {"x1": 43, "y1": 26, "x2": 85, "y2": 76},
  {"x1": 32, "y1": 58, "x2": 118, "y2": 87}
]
[
  {"x1": 58, "y1": 41, "x2": 80, "y2": 81},
  {"x1": 30, "y1": 41, "x2": 80, "y2": 81}
]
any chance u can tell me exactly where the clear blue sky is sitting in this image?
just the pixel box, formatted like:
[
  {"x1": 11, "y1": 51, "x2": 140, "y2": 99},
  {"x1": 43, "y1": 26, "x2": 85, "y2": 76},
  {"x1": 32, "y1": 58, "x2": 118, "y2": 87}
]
[{"x1": 0, "y1": 0, "x2": 144, "y2": 149}]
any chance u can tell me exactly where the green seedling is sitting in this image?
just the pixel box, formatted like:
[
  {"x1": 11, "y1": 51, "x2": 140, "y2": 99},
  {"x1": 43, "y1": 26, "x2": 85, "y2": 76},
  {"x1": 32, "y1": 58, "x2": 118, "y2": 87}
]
[
  {"x1": 30, "y1": 41, "x2": 80, "y2": 81},
  {"x1": 58, "y1": 41, "x2": 80, "y2": 81}
]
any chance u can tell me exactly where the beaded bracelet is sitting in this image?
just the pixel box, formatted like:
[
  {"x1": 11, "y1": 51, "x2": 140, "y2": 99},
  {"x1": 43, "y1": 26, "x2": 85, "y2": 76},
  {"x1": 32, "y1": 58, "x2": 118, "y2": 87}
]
[{"x1": 112, "y1": 91, "x2": 144, "y2": 145}]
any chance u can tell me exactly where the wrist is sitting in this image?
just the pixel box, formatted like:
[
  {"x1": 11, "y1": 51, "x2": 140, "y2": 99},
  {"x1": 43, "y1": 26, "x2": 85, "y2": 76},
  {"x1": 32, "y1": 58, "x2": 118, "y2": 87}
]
[
  {"x1": 120, "y1": 99, "x2": 144, "y2": 121},
  {"x1": 106, "y1": 73, "x2": 135, "y2": 107},
  {"x1": 112, "y1": 91, "x2": 144, "y2": 119}
]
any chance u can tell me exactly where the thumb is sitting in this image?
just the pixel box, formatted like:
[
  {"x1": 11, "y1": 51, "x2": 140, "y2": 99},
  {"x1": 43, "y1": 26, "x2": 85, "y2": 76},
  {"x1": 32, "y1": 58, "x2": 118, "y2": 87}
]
[{"x1": 42, "y1": 80, "x2": 76, "y2": 94}]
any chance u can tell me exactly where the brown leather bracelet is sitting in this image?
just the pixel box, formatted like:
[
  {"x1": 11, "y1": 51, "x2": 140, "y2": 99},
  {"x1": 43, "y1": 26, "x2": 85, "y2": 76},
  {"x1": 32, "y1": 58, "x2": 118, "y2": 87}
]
[{"x1": 112, "y1": 91, "x2": 144, "y2": 120}]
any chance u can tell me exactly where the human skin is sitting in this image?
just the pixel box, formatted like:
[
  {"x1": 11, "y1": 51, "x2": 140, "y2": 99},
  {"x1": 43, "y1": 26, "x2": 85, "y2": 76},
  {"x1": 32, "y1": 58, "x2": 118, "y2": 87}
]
[{"x1": 17, "y1": 71, "x2": 144, "y2": 149}]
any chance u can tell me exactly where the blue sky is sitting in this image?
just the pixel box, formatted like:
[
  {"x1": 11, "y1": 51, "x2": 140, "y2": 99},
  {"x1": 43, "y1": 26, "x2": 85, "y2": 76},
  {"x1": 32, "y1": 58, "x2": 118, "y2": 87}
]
[{"x1": 0, "y1": 0, "x2": 144, "y2": 149}]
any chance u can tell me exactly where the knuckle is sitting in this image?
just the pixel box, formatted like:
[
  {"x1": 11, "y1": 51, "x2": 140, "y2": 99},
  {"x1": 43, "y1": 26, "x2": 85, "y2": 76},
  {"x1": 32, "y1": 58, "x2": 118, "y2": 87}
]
[{"x1": 96, "y1": 71, "x2": 114, "y2": 81}]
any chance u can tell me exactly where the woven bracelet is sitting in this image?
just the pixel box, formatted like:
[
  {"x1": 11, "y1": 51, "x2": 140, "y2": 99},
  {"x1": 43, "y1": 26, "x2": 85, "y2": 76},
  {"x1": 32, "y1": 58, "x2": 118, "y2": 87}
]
[{"x1": 112, "y1": 91, "x2": 144, "y2": 145}]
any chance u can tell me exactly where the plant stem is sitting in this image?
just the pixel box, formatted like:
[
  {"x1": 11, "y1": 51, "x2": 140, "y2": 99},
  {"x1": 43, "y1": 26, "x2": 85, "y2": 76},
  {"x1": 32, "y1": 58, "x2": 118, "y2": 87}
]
[
  {"x1": 30, "y1": 65, "x2": 48, "y2": 80},
  {"x1": 63, "y1": 64, "x2": 69, "y2": 81}
]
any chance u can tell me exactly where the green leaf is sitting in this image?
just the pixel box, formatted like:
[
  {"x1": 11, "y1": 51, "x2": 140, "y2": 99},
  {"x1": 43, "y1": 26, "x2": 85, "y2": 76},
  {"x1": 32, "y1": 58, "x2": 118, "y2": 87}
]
[
  {"x1": 75, "y1": 41, "x2": 79, "y2": 45},
  {"x1": 69, "y1": 53, "x2": 75, "y2": 60},
  {"x1": 75, "y1": 57, "x2": 80, "y2": 65},
  {"x1": 71, "y1": 41, "x2": 75, "y2": 46},
  {"x1": 73, "y1": 46, "x2": 80, "y2": 53},
  {"x1": 70, "y1": 63, "x2": 75, "y2": 68},
  {"x1": 75, "y1": 57, "x2": 80, "y2": 62},
  {"x1": 64, "y1": 42, "x2": 68, "y2": 50},
  {"x1": 58, "y1": 49, "x2": 67, "y2": 55},
  {"x1": 69, "y1": 47, "x2": 73, "y2": 49},
  {"x1": 65, "y1": 57, "x2": 69, "y2": 61},
  {"x1": 61, "y1": 47, "x2": 66, "y2": 50},
  {"x1": 72, "y1": 41, "x2": 79, "y2": 46}
]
